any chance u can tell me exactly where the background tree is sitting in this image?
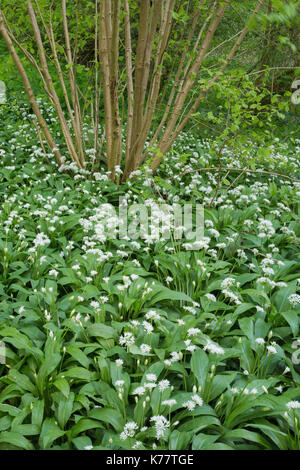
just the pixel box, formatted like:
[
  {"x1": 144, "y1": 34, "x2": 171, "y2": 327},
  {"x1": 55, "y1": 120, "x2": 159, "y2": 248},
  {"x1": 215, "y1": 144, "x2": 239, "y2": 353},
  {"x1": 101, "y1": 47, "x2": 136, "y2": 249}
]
[{"x1": 1, "y1": 0, "x2": 298, "y2": 182}]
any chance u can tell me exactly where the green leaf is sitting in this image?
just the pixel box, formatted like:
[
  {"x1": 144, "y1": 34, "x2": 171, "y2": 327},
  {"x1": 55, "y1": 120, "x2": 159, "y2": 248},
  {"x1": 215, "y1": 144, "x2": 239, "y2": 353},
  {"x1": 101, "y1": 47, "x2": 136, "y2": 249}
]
[
  {"x1": 31, "y1": 399, "x2": 44, "y2": 429},
  {"x1": 56, "y1": 392, "x2": 74, "y2": 429},
  {"x1": 210, "y1": 373, "x2": 236, "y2": 400},
  {"x1": 39, "y1": 419, "x2": 65, "y2": 449},
  {"x1": 87, "y1": 323, "x2": 117, "y2": 339},
  {"x1": 72, "y1": 436, "x2": 93, "y2": 450},
  {"x1": 169, "y1": 430, "x2": 193, "y2": 450},
  {"x1": 66, "y1": 345, "x2": 91, "y2": 368},
  {"x1": 8, "y1": 368, "x2": 37, "y2": 395},
  {"x1": 192, "y1": 433, "x2": 218, "y2": 450},
  {"x1": 147, "y1": 285, "x2": 193, "y2": 304},
  {"x1": 273, "y1": 285, "x2": 296, "y2": 313},
  {"x1": 0, "y1": 432, "x2": 34, "y2": 450},
  {"x1": 223, "y1": 428, "x2": 272, "y2": 449},
  {"x1": 11, "y1": 424, "x2": 40, "y2": 436},
  {"x1": 280, "y1": 310, "x2": 299, "y2": 336},
  {"x1": 53, "y1": 378, "x2": 70, "y2": 398},
  {"x1": 88, "y1": 407, "x2": 124, "y2": 432},
  {"x1": 63, "y1": 367, "x2": 96, "y2": 381},
  {"x1": 36, "y1": 353, "x2": 61, "y2": 394},
  {"x1": 190, "y1": 348, "x2": 209, "y2": 389},
  {"x1": 178, "y1": 415, "x2": 220, "y2": 432},
  {"x1": 0, "y1": 415, "x2": 12, "y2": 432},
  {"x1": 70, "y1": 418, "x2": 104, "y2": 437}
]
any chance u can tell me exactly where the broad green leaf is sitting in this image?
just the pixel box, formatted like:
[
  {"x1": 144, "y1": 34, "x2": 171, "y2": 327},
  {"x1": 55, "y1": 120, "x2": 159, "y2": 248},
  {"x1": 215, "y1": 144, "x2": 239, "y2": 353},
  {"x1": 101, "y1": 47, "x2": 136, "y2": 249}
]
[
  {"x1": 53, "y1": 378, "x2": 70, "y2": 398},
  {"x1": 63, "y1": 367, "x2": 96, "y2": 381},
  {"x1": 190, "y1": 348, "x2": 209, "y2": 389},
  {"x1": 39, "y1": 419, "x2": 65, "y2": 449},
  {"x1": 280, "y1": 310, "x2": 299, "y2": 336},
  {"x1": 88, "y1": 408, "x2": 124, "y2": 432},
  {"x1": 87, "y1": 323, "x2": 117, "y2": 339},
  {"x1": 0, "y1": 432, "x2": 34, "y2": 450}
]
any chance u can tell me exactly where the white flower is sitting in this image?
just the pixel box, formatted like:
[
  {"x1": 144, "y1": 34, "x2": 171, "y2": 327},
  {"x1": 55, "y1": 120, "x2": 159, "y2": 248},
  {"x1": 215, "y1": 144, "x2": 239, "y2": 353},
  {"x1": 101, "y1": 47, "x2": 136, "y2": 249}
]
[
  {"x1": 205, "y1": 293, "x2": 217, "y2": 302},
  {"x1": 257, "y1": 219, "x2": 275, "y2": 238},
  {"x1": 140, "y1": 343, "x2": 151, "y2": 354},
  {"x1": 119, "y1": 332, "x2": 135, "y2": 347},
  {"x1": 72, "y1": 264, "x2": 80, "y2": 271},
  {"x1": 222, "y1": 289, "x2": 241, "y2": 305},
  {"x1": 144, "y1": 382, "x2": 157, "y2": 390},
  {"x1": 143, "y1": 321, "x2": 154, "y2": 334},
  {"x1": 133, "y1": 386, "x2": 146, "y2": 396},
  {"x1": 256, "y1": 306, "x2": 264, "y2": 313},
  {"x1": 162, "y1": 399, "x2": 177, "y2": 407},
  {"x1": 90, "y1": 301, "x2": 100, "y2": 309},
  {"x1": 255, "y1": 337, "x2": 265, "y2": 345},
  {"x1": 186, "y1": 345, "x2": 196, "y2": 352},
  {"x1": 170, "y1": 351, "x2": 180, "y2": 362},
  {"x1": 192, "y1": 394, "x2": 203, "y2": 406},
  {"x1": 145, "y1": 310, "x2": 161, "y2": 321},
  {"x1": 262, "y1": 267, "x2": 274, "y2": 276},
  {"x1": 132, "y1": 441, "x2": 142, "y2": 449},
  {"x1": 183, "y1": 306, "x2": 196, "y2": 315},
  {"x1": 120, "y1": 421, "x2": 139, "y2": 440},
  {"x1": 187, "y1": 328, "x2": 200, "y2": 337},
  {"x1": 183, "y1": 400, "x2": 196, "y2": 411},
  {"x1": 158, "y1": 379, "x2": 170, "y2": 392},
  {"x1": 49, "y1": 269, "x2": 58, "y2": 277},
  {"x1": 114, "y1": 380, "x2": 125, "y2": 389},
  {"x1": 150, "y1": 415, "x2": 170, "y2": 440},
  {"x1": 288, "y1": 294, "x2": 300, "y2": 307},
  {"x1": 204, "y1": 341, "x2": 224, "y2": 355},
  {"x1": 145, "y1": 373, "x2": 157, "y2": 382},
  {"x1": 221, "y1": 277, "x2": 235, "y2": 289},
  {"x1": 267, "y1": 345, "x2": 277, "y2": 354},
  {"x1": 33, "y1": 232, "x2": 50, "y2": 248},
  {"x1": 286, "y1": 401, "x2": 300, "y2": 410}
]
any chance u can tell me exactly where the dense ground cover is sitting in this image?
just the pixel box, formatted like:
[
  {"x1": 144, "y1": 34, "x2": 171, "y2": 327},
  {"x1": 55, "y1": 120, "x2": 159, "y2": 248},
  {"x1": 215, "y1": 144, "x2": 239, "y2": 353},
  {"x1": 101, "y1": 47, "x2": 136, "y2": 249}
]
[{"x1": 0, "y1": 99, "x2": 300, "y2": 450}]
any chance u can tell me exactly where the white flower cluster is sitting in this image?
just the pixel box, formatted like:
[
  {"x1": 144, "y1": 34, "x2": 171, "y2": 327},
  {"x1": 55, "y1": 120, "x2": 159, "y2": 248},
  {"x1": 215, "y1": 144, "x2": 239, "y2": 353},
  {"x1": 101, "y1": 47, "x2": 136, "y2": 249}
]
[
  {"x1": 288, "y1": 294, "x2": 300, "y2": 307},
  {"x1": 257, "y1": 219, "x2": 275, "y2": 238},
  {"x1": 120, "y1": 421, "x2": 139, "y2": 440},
  {"x1": 150, "y1": 415, "x2": 170, "y2": 440}
]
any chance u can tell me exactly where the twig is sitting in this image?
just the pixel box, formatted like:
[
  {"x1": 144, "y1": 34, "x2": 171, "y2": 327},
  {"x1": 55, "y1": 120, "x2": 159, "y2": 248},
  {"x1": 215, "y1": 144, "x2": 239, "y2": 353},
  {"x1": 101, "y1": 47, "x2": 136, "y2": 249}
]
[
  {"x1": 32, "y1": 120, "x2": 50, "y2": 164},
  {"x1": 177, "y1": 167, "x2": 300, "y2": 183}
]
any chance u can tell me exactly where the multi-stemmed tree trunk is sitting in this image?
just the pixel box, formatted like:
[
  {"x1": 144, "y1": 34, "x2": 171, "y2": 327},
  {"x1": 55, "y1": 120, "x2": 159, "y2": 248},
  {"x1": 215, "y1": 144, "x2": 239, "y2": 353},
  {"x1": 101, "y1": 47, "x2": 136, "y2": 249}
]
[{"x1": 0, "y1": 0, "x2": 266, "y2": 182}]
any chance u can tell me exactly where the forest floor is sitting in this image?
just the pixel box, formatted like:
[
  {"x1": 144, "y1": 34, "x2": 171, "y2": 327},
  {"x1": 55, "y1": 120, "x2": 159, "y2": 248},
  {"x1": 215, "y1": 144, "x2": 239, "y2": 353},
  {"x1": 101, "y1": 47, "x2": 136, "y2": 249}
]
[{"x1": 0, "y1": 99, "x2": 300, "y2": 450}]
